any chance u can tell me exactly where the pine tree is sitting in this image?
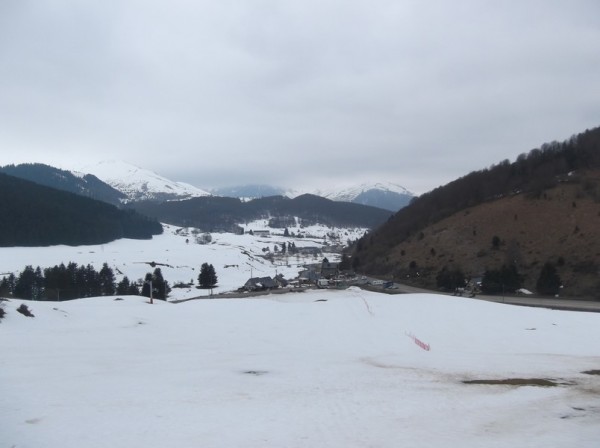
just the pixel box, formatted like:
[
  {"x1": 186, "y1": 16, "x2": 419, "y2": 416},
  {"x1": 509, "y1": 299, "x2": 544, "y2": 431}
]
[
  {"x1": 118, "y1": 276, "x2": 140, "y2": 295},
  {"x1": 33, "y1": 266, "x2": 44, "y2": 300},
  {"x1": 14, "y1": 266, "x2": 36, "y2": 300},
  {"x1": 198, "y1": 263, "x2": 218, "y2": 288},
  {"x1": 339, "y1": 254, "x2": 351, "y2": 270},
  {"x1": 152, "y1": 268, "x2": 169, "y2": 300},
  {"x1": 99, "y1": 263, "x2": 116, "y2": 296},
  {"x1": 84, "y1": 264, "x2": 101, "y2": 297},
  {"x1": 0, "y1": 276, "x2": 12, "y2": 297},
  {"x1": 536, "y1": 262, "x2": 561, "y2": 295},
  {"x1": 141, "y1": 272, "x2": 153, "y2": 298},
  {"x1": 481, "y1": 264, "x2": 522, "y2": 294}
]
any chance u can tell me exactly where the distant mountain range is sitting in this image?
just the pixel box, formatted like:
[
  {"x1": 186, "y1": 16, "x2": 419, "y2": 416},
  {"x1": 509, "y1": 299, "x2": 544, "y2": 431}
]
[
  {"x1": 315, "y1": 182, "x2": 414, "y2": 211},
  {"x1": 0, "y1": 161, "x2": 395, "y2": 235},
  {"x1": 212, "y1": 181, "x2": 414, "y2": 211},
  {"x1": 2, "y1": 160, "x2": 414, "y2": 211}
]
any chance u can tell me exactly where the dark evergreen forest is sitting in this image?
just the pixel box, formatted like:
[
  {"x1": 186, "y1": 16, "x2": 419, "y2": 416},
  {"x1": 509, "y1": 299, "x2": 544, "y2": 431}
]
[
  {"x1": 129, "y1": 193, "x2": 392, "y2": 231},
  {"x1": 0, "y1": 173, "x2": 163, "y2": 247},
  {"x1": 0, "y1": 262, "x2": 169, "y2": 301}
]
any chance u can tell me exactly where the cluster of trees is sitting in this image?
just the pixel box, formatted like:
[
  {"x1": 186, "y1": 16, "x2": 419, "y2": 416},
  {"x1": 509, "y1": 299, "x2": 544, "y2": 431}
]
[
  {"x1": 435, "y1": 267, "x2": 467, "y2": 291},
  {"x1": 0, "y1": 172, "x2": 163, "y2": 247},
  {"x1": 129, "y1": 193, "x2": 392, "y2": 232},
  {"x1": 274, "y1": 241, "x2": 301, "y2": 255},
  {"x1": 433, "y1": 261, "x2": 562, "y2": 296},
  {"x1": 0, "y1": 262, "x2": 170, "y2": 301},
  {"x1": 198, "y1": 263, "x2": 218, "y2": 288},
  {"x1": 141, "y1": 268, "x2": 170, "y2": 300},
  {"x1": 481, "y1": 265, "x2": 522, "y2": 295}
]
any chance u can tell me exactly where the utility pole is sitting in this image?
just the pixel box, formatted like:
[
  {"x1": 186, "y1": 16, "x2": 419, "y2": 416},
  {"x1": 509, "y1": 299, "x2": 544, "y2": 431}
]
[{"x1": 146, "y1": 279, "x2": 153, "y2": 304}]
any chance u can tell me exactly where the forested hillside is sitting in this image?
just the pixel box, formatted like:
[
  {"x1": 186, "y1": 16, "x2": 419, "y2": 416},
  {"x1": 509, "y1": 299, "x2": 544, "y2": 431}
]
[
  {"x1": 129, "y1": 193, "x2": 392, "y2": 231},
  {"x1": 353, "y1": 126, "x2": 600, "y2": 298},
  {"x1": 0, "y1": 173, "x2": 163, "y2": 246}
]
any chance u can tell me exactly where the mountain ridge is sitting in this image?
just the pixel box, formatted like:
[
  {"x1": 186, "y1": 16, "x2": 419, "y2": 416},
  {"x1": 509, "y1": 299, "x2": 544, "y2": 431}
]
[
  {"x1": 128, "y1": 193, "x2": 392, "y2": 232},
  {"x1": 79, "y1": 160, "x2": 211, "y2": 202},
  {"x1": 353, "y1": 125, "x2": 600, "y2": 298},
  {"x1": 0, "y1": 163, "x2": 127, "y2": 206},
  {"x1": 213, "y1": 181, "x2": 415, "y2": 211}
]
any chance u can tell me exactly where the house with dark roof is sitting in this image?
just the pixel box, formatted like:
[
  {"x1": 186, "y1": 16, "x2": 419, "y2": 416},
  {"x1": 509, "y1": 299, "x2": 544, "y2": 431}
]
[
  {"x1": 298, "y1": 269, "x2": 319, "y2": 285},
  {"x1": 320, "y1": 260, "x2": 339, "y2": 279},
  {"x1": 243, "y1": 276, "x2": 277, "y2": 291}
]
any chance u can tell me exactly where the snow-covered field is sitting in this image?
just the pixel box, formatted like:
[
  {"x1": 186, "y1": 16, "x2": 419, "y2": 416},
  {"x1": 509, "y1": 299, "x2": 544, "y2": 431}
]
[
  {"x1": 0, "y1": 221, "x2": 364, "y2": 300},
  {"x1": 1, "y1": 290, "x2": 599, "y2": 447},
  {"x1": 1, "y1": 223, "x2": 599, "y2": 447}
]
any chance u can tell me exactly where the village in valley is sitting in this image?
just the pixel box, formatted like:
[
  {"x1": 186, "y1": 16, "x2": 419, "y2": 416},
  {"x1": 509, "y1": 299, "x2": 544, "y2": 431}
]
[{"x1": 198, "y1": 222, "x2": 373, "y2": 297}]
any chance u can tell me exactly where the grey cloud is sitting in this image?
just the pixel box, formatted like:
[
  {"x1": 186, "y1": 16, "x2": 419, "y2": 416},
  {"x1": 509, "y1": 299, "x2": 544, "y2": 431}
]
[{"x1": 1, "y1": 1, "x2": 600, "y2": 194}]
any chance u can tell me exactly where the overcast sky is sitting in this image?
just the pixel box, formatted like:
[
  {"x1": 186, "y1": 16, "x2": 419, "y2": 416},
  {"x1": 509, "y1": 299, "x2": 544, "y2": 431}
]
[{"x1": 1, "y1": 1, "x2": 600, "y2": 194}]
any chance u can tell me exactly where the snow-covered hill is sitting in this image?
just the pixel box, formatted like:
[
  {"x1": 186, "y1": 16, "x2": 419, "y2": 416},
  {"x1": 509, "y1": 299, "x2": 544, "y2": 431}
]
[
  {"x1": 79, "y1": 160, "x2": 211, "y2": 202},
  {"x1": 2, "y1": 289, "x2": 599, "y2": 447}
]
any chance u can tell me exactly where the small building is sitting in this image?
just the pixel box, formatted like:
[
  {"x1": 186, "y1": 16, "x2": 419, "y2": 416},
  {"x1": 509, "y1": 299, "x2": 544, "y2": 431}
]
[
  {"x1": 252, "y1": 230, "x2": 271, "y2": 237},
  {"x1": 320, "y1": 261, "x2": 339, "y2": 279},
  {"x1": 243, "y1": 276, "x2": 277, "y2": 291},
  {"x1": 297, "y1": 246, "x2": 321, "y2": 256},
  {"x1": 298, "y1": 269, "x2": 319, "y2": 285}
]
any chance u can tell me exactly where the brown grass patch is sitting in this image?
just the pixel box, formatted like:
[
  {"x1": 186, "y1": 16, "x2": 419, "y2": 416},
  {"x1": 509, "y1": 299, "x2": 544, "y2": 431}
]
[{"x1": 462, "y1": 378, "x2": 559, "y2": 387}]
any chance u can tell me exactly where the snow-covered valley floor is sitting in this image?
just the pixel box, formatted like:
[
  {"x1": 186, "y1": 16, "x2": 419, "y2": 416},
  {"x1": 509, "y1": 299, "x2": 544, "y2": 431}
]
[{"x1": 0, "y1": 221, "x2": 363, "y2": 301}]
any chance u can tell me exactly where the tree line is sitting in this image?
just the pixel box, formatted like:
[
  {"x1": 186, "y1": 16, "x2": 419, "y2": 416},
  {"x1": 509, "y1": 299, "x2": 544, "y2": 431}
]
[
  {"x1": 1, "y1": 261, "x2": 223, "y2": 300},
  {"x1": 435, "y1": 262, "x2": 562, "y2": 296},
  {"x1": 0, "y1": 262, "x2": 171, "y2": 301}
]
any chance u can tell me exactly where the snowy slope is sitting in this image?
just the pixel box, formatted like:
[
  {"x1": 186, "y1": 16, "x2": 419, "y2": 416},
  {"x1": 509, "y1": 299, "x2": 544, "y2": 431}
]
[
  {"x1": 1, "y1": 290, "x2": 599, "y2": 447},
  {"x1": 79, "y1": 160, "x2": 211, "y2": 202}
]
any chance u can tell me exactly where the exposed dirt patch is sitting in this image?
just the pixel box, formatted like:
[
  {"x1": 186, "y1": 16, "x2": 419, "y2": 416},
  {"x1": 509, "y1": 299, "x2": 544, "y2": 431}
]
[
  {"x1": 25, "y1": 417, "x2": 43, "y2": 424},
  {"x1": 582, "y1": 369, "x2": 600, "y2": 375},
  {"x1": 462, "y1": 378, "x2": 562, "y2": 387},
  {"x1": 243, "y1": 370, "x2": 268, "y2": 376}
]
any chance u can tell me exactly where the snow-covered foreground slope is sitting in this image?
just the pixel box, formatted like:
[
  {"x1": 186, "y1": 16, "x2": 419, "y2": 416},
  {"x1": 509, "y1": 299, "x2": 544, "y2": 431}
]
[{"x1": 1, "y1": 290, "x2": 599, "y2": 448}]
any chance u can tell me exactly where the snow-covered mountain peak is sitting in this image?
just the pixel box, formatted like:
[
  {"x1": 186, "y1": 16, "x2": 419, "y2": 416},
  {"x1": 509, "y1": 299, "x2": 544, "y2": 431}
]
[
  {"x1": 316, "y1": 182, "x2": 414, "y2": 202},
  {"x1": 79, "y1": 160, "x2": 210, "y2": 202}
]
